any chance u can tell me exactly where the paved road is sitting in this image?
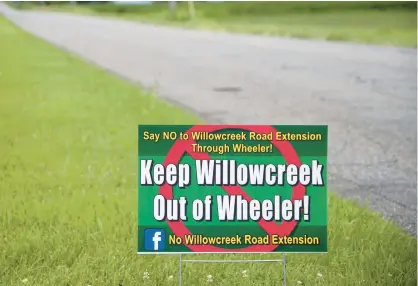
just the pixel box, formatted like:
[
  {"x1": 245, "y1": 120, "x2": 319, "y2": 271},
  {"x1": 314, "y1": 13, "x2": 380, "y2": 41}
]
[{"x1": 1, "y1": 4, "x2": 417, "y2": 234}]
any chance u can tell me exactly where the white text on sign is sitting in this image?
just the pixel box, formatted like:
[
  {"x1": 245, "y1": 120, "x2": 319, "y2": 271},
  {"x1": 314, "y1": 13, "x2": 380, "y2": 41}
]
[
  {"x1": 140, "y1": 159, "x2": 324, "y2": 187},
  {"x1": 153, "y1": 195, "x2": 311, "y2": 222}
]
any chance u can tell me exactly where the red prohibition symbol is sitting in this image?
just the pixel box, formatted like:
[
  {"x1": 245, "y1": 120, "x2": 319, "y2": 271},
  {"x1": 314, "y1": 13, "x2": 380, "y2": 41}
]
[{"x1": 159, "y1": 125, "x2": 306, "y2": 252}]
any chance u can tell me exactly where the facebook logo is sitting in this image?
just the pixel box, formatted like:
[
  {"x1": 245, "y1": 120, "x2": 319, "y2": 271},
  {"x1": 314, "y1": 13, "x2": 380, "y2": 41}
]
[{"x1": 144, "y1": 229, "x2": 165, "y2": 251}]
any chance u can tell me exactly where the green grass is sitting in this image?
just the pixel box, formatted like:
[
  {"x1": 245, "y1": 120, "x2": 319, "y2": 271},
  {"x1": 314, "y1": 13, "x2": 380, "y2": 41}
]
[
  {"x1": 9, "y1": 1, "x2": 418, "y2": 47},
  {"x1": 0, "y1": 15, "x2": 416, "y2": 286}
]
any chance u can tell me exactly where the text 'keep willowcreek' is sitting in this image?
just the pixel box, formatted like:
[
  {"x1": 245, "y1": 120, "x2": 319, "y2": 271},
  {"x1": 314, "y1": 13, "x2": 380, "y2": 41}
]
[{"x1": 140, "y1": 159, "x2": 325, "y2": 188}]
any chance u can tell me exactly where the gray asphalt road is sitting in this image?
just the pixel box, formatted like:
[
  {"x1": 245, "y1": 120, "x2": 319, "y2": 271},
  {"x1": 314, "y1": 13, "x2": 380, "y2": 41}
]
[{"x1": 1, "y1": 4, "x2": 417, "y2": 234}]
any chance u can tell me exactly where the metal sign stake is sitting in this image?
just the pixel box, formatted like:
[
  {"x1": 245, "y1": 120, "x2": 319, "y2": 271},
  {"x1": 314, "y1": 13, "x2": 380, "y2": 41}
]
[{"x1": 178, "y1": 253, "x2": 287, "y2": 286}]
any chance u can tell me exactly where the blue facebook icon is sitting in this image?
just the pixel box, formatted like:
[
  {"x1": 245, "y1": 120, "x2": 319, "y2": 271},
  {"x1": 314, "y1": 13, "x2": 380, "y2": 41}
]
[{"x1": 144, "y1": 229, "x2": 165, "y2": 251}]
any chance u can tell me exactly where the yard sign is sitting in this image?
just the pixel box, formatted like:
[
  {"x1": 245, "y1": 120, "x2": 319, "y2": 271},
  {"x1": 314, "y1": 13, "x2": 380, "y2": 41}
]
[{"x1": 137, "y1": 125, "x2": 327, "y2": 254}]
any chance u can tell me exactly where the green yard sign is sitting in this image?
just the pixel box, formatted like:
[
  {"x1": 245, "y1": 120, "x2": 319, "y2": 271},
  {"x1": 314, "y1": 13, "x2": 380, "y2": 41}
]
[{"x1": 137, "y1": 125, "x2": 328, "y2": 254}]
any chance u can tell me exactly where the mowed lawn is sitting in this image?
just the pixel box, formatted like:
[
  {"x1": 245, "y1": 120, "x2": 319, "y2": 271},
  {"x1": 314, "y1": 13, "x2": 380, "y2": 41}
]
[
  {"x1": 0, "y1": 16, "x2": 416, "y2": 286},
  {"x1": 14, "y1": 1, "x2": 418, "y2": 47}
]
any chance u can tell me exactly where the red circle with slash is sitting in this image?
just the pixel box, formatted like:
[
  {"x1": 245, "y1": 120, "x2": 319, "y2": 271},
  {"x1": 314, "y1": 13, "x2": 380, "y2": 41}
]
[{"x1": 159, "y1": 125, "x2": 306, "y2": 252}]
